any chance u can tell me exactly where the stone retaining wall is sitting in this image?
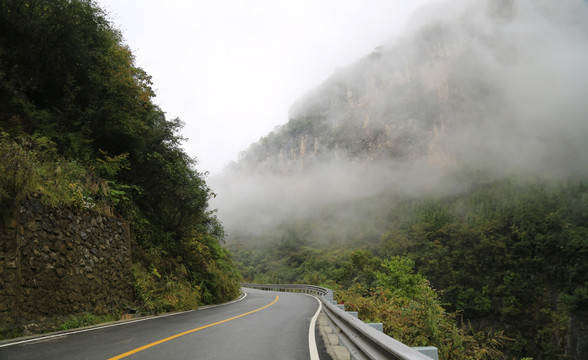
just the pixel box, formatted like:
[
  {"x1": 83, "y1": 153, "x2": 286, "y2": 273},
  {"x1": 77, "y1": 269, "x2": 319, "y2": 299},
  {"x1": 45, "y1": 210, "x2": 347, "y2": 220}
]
[{"x1": 0, "y1": 199, "x2": 133, "y2": 334}]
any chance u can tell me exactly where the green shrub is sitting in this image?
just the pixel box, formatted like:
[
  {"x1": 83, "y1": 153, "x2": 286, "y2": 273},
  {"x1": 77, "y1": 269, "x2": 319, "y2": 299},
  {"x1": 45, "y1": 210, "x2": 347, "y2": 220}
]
[{"x1": 336, "y1": 255, "x2": 511, "y2": 360}]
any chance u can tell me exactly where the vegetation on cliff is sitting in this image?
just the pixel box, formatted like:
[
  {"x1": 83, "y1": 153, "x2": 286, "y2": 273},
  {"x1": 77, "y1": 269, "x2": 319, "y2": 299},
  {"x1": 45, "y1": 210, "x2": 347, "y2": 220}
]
[{"x1": 0, "y1": 0, "x2": 241, "y2": 312}]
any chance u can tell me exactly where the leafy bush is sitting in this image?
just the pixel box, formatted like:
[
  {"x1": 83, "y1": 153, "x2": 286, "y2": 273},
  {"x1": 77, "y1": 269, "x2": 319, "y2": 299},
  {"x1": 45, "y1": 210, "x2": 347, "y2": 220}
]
[
  {"x1": 335, "y1": 256, "x2": 510, "y2": 360},
  {"x1": 0, "y1": 133, "x2": 111, "y2": 210},
  {"x1": 132, "y1": 263, "x2": 200, "y2": 313}
]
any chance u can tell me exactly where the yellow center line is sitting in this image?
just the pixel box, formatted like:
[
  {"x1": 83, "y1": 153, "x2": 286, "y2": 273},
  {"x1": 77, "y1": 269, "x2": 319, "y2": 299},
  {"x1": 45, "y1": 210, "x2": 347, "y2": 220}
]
[{"x1": 108, "y1": 295, "x2": 279, "y2": 360}]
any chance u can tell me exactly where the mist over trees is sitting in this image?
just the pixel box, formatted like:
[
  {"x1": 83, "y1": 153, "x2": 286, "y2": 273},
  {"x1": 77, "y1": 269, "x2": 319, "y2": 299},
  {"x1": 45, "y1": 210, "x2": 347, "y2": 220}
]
[{"x1": 212, "y1": 0, "x2": 588, "y2": 358}]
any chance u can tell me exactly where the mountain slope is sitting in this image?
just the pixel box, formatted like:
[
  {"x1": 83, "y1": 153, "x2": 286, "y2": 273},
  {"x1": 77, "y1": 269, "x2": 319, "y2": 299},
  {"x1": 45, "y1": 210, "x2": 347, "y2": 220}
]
[
  {"x1": 237, "y1": 0, "x2": 588, "y2": 177},
  {"x1": 0, "y1": 0, "x2": 241, "y2": 324},
  {"x1": 212, "y1": 1, "x2": 588, "y2": 358}
]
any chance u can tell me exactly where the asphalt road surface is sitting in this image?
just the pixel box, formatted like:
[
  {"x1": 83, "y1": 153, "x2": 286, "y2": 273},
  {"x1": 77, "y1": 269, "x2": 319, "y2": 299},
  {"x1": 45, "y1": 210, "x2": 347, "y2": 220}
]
[{"x1": 0, "y1": 288, "x2": 323, "y2": 360}]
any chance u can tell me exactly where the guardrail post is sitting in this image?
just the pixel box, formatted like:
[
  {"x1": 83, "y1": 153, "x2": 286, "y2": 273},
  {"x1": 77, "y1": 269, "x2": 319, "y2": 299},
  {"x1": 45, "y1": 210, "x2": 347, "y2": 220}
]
[
  {"x1": 367, "y1": 323, "x2": 383, "y2": 332},
  {"x1": 412, "y1": 346, "x2": 438, "y2": 360}
]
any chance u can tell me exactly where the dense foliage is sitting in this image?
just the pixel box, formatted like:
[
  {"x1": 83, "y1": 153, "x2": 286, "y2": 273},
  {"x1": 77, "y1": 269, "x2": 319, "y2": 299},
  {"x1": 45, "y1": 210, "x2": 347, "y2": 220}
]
[
  {"x1": 230, "y1": 176, "x2": 588, "y2": 359},
  {"x1": 382, "y1": 178, "x2": 588, "y2": 358},
  {"x1": 0, "y1": 0, "x2": 241, "y2": 311},
  {"x1": 232, "y1": 243, "x2": 512, "y2": 359}
]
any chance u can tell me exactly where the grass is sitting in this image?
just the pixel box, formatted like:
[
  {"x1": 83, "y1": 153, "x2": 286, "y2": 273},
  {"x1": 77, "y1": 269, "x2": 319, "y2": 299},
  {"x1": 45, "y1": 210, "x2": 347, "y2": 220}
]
[{"x1": 0, "y1": 312, "x2": 122, "y2": 340}]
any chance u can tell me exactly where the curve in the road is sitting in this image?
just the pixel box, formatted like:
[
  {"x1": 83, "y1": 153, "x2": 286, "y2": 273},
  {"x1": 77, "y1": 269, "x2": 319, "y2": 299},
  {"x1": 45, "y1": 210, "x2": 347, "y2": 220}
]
[
  {"x1": 108, "y1": 294, "x2": 279, "y2": 360},
  {"x1": 0, "y1": 289, "x2": 322, "y2": 360},
  {"x1": 0, "y1": 292, "x2": 249, "y2": 350}
]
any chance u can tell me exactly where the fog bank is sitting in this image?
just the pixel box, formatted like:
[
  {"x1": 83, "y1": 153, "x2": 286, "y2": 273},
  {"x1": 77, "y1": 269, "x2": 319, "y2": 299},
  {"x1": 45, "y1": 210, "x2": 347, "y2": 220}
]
[{"x1": 211, "y1": 0, "x2": 588, "y2": 242}]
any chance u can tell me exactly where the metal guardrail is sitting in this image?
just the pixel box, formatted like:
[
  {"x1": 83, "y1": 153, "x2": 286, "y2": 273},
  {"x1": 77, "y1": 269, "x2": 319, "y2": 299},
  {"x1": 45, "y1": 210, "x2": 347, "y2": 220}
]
[{"x1": 242, "y1": 283, "x2": 436, "y2": 360}]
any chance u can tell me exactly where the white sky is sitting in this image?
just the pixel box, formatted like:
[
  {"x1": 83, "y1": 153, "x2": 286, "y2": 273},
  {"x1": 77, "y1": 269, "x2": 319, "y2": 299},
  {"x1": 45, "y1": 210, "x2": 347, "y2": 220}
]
[{"x1": 97, "y1": 0, "x2": 437, "y2": 174}]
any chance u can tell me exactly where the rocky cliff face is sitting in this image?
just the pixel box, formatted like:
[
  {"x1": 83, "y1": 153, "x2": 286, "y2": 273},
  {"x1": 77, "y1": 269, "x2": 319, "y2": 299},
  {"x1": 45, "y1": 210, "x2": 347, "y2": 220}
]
[
  {"x1": 213, "y1": 0, "x2": 588, "y2": 239},
  {"x1": 237, "y1": 18, "x2": 476, "y2": 174},
  {"x1": 0, "y1": 199, "x2": 133, "y2": 337},
  {"x1": 234, "y1": 0, "x2": 588, "y2": 179}
]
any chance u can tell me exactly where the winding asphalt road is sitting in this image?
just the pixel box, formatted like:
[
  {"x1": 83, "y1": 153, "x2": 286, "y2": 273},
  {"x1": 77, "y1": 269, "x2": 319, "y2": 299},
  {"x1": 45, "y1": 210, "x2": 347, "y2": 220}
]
[{"x1": 0, "y1": 288, "x2": 323, "y2": 360}]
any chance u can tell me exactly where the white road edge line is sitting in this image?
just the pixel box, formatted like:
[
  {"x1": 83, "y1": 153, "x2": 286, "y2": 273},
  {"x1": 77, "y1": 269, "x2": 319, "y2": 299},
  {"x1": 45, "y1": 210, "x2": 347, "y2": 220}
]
[
  {"x1": 0, "y1": 292, "x2": 248, "y2": 349},
  {"x1": 309, "y1": 295, "x2": 322, "y2": 360}
]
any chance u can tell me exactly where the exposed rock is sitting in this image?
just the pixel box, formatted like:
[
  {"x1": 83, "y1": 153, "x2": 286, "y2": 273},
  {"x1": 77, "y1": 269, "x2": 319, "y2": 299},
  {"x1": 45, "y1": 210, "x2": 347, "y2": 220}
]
[{"x1": 0, "y1": 199, "x2": 133, "y2": 337}]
